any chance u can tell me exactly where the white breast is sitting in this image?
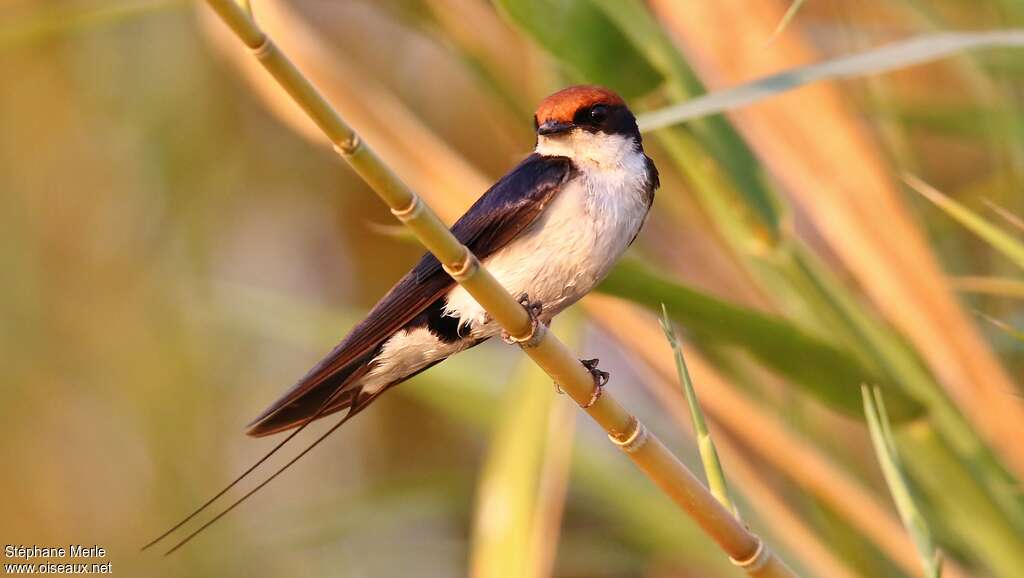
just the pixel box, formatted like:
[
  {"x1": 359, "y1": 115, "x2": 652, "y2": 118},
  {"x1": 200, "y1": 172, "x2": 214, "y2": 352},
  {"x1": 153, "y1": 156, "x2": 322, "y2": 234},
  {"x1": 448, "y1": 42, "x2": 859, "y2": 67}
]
[{"x1": 444, "y1": 144, "x2": 652, "y2": 337}]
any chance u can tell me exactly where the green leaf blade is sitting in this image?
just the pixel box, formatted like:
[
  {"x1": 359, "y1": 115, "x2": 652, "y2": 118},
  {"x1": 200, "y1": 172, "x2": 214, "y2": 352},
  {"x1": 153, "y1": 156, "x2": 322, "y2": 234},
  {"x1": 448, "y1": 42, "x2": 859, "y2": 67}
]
[
  {"x1": 491, "y1": 0, "x2": 662, "y2": 98},
  {"x1": 601, "y1": 260, "x2": 922, "y2": 420},
  {"x1": 905, "y1": 175, "x2": 1024, "y2": 271}
]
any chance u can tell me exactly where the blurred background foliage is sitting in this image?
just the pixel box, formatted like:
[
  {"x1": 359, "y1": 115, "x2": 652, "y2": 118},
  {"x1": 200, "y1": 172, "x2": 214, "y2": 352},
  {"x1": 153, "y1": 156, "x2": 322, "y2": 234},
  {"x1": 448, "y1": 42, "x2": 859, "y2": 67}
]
[{"x1": 1, "y1": 1, "x2": 1022, "y2": 577}]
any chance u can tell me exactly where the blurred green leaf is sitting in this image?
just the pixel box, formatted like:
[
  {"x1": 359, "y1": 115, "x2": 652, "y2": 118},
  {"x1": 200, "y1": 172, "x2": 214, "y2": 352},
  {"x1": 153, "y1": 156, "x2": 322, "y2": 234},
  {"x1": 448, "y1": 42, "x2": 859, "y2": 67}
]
[
  {"x1": 975, "y1": 311, "x2": 1024, "y2": 342},
  {"x1": 638, "y1": 30, "x2": 1024, "y2": 131},
  {"x1": 600, "y1": 260, "x2": 921, "y2": 420},
  {"x1": 365, "y1": 220, "x2": 420, "y2": 242},
  {"x1": 767, "y1": 0, "x2": 808, "y2": 44},
  {"x1": 589, "y1": 0, "x2": 781, "y2": 237},
  {"x1": 984, "y1": 199, "x2": 1024, "y2": 233},
  {"x1": 878, "y1": 104, "x2": 1021, "y2": 140},
  {"x1": 902, "y1": 423, "x2": 1024, "y2": 578},
  {"x1": 659, "y1": 306, "x2": 736, "y2": 515},
  {"x1": 953, "y1": 276, "x2": 1024, "y2": 299},
  {"x1": 470, "y1": 360, "x2": 561, "y2": 578},
  {"x1": 0, "y1": 0, "x2": 183, "y2": 49},
  {"x1": 905, "y1": 175, "x2": 1024, "y2": 271},
  {"x1": 862, "y1": 386, "x2": 943, "y2": 578},
  {"x1": 490, "y1": 0, "x2": 661, "y2": 98},
  {"x1": 791, "y1": 253, "x2": 1024, "y2": 534}
]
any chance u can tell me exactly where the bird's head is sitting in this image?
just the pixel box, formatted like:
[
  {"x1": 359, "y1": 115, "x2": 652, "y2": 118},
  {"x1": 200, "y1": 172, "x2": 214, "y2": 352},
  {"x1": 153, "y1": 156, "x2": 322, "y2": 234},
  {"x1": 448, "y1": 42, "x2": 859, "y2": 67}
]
[{"x1": 533, "y1": 85, "x2": 643, "y2": 167}]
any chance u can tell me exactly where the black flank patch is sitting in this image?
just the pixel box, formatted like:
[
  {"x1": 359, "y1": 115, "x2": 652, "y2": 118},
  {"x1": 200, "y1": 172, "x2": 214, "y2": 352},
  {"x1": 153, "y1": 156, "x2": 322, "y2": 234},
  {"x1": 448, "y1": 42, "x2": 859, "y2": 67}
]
[
  {"x1": 644, "y1": 155, "x2": 660, "y2": 199},
  {"x1": 407, "y1": 296, "x2": 464, "y2": 343}
]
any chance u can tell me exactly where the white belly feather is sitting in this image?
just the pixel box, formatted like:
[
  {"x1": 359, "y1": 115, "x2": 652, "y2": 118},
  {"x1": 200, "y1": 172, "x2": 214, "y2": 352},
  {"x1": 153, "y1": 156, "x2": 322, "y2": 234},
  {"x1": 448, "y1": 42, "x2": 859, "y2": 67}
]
[
  {"x1": 446, "y1": 168, "x2": 649, "y2": 331},
  {"x1": 360, "y1": 153, "x2": 652, "y2": 393}
]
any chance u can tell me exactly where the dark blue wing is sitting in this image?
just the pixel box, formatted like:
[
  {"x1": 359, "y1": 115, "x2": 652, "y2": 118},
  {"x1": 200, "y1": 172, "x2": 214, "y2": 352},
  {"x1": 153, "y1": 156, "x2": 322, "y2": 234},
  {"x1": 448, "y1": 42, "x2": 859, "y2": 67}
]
[
  {"x1": 247, "y1": 154, "x2": 573, "y2": 435},
  {"x1": 411, "y1": 153, "x2": 574, "y2": 282}
]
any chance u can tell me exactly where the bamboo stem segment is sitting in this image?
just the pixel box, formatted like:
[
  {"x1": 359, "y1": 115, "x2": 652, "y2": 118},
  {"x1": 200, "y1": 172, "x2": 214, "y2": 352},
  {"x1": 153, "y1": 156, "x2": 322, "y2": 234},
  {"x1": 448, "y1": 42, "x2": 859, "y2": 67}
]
[{"x1": 202, "y1": 1, "x2": 798, "y2": 575}]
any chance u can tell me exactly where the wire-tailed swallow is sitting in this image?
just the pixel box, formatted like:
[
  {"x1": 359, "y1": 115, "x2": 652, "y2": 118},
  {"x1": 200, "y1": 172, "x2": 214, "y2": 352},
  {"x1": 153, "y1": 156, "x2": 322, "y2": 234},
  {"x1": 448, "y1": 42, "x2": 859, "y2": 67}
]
[{"x1": 247, "y1": 85, "x2": 660, "y2": 436}]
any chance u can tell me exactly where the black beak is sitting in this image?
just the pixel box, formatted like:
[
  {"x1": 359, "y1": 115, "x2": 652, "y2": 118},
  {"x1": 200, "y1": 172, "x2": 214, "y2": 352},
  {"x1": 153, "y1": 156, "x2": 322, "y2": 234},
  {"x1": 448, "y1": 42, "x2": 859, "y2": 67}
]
[{"x1": 537, "y1": 120, "x2": 574, "y2": 136}]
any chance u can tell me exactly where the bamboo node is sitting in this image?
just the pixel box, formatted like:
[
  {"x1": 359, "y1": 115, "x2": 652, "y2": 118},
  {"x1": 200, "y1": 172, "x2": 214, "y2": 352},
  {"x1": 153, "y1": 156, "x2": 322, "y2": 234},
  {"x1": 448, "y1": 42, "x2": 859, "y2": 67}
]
[
  {"x1": 730, "y1": 537, "x2": 770, "y2": 572},
  {"x1": 609, "y1": 417, "x2": 648, "y2": 453},
  {"x1": 389, "y1": 194, "x2": 423, "y2": 222},
  {"x1": 502, "y1": 312, "x2": 546, "y2": 348},
  {"x1": 442, "y1": 250, "x2": 480, "y2": 284},
  {"x1": 333, "y1": 134, "x2": 361, "y2": 156},
  {"x1": 501, "y1": 293, "x2": 545, "y2": 348},
  {"x1": 248, "y1": 35, "x2": 273, "y2": 60}
]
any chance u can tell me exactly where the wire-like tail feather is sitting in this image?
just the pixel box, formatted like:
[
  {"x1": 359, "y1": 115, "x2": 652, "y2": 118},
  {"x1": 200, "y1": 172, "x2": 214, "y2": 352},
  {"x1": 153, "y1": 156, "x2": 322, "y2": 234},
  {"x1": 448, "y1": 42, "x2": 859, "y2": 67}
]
[
  {"x1": 161, "y1": 390, "x2": 383, "y2": 555},
  {"x1": 142, "y1": 379, "x2": 362, "y2": 552}
]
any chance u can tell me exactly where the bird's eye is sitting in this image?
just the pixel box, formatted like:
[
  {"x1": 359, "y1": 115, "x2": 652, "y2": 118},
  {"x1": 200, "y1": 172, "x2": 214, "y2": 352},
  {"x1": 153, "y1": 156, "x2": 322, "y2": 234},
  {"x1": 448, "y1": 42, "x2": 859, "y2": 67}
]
[{"x1": 589, "y1": 105, "x2": 608, "y2": 123}]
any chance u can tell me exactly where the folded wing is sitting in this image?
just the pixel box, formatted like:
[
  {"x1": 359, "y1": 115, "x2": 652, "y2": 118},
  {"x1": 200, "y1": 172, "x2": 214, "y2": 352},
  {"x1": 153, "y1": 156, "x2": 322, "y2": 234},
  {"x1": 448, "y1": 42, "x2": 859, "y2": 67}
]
[{"x1": 246, "y1": 154, "x2": 573, "y2": 436}]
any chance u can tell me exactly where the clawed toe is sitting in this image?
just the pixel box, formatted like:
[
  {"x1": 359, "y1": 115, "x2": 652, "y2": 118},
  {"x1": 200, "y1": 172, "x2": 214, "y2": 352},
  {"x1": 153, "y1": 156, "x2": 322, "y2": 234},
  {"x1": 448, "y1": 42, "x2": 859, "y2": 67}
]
[
  {"x1": 580, "y1": 358, "x2": 610, "y2": 387},
  {"x1": 501, "y1": 293, "x2": 546, "y2": 347},
  {"x1": 516, "y1": 293, "x2": 543, "y2": 319},
  {"x1": 549, "y1": 359, "x2": 609, "y2": 407},
  {"x1": 578, "y1": 358, "x2": 608, "y2": 408}
]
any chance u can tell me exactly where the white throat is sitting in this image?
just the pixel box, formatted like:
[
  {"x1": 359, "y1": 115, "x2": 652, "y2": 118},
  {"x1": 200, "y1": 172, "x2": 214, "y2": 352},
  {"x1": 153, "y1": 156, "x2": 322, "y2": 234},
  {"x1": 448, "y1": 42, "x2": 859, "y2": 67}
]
[{"x1": 535, "y1": 130, "x2": 640, "y2": 169}]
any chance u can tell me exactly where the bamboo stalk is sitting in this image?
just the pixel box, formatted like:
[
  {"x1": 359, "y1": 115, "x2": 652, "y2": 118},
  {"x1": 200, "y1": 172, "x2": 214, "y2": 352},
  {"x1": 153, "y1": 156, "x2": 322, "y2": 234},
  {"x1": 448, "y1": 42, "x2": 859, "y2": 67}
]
[
  {"x1": 951, "y1": 276, "x2": 1024, "y2": 299},
  {"x1": 202, "y1": 1, "x2": 797, "y2": 575}
]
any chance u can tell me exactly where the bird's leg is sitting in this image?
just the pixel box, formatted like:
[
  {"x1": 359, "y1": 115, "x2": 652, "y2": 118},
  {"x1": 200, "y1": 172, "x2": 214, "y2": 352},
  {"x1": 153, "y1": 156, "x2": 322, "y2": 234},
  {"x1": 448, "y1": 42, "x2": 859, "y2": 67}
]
[
  {"x1": 517, "y1": 292, "x2": 545, "y2": 325},
  {"x1": 501, "y1": 293, "x2": 545, "y2": 347},
  {"x1": 552, "y1": 358, "x2": 609, "y2": 403},
  {"x1": 500, "y1": 295, "x2": 607, "y2": 405},
  {"x1": 578, "y1": 358, "x2": 609, "y2": 408}
]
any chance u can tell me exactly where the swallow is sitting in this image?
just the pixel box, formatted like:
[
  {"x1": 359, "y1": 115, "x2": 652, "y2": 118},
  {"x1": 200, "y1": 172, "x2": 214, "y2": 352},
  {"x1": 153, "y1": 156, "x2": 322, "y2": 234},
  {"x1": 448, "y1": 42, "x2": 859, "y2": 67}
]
[{"x1": 247, "y1": 85, "x2": 659, "y2": 437}]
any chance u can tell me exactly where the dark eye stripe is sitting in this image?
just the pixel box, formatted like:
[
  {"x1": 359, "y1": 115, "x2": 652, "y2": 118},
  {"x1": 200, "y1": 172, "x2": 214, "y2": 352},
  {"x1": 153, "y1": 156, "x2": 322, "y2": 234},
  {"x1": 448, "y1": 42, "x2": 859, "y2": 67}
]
[
  {"x1": 574, "y1": 104, "x2": 612, "y2": 126},
  {"x1": 565, "y1": 104, "x2": 641, "y2": 139}
]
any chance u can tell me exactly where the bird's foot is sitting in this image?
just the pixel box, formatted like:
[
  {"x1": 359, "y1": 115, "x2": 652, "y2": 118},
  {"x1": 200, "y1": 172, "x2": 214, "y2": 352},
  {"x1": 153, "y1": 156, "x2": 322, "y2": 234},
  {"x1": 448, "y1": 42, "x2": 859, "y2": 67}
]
[
  {"x1": 581, "y1": 358, "x2": 610, "y2": 387},
  {"x1": 579, "y1": 358, "x2": 609, "y2": 408},
  {"x1": 501, "y1": 293, "x2": 546, "y2": 347},
  {"x1": 554, "y1": 358, "x2": 609, "y2": 407},
  {"x1": 517, "y1": 293, "x2": 544, "y2": 322}
]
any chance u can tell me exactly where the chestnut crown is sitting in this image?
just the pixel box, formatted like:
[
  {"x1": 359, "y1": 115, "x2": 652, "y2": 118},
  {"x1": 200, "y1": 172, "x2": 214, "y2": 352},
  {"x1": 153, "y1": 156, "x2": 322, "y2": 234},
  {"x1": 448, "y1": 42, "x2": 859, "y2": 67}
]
[{"x1": 533, "y1": 85, "x2": 639, "y2": 138}]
